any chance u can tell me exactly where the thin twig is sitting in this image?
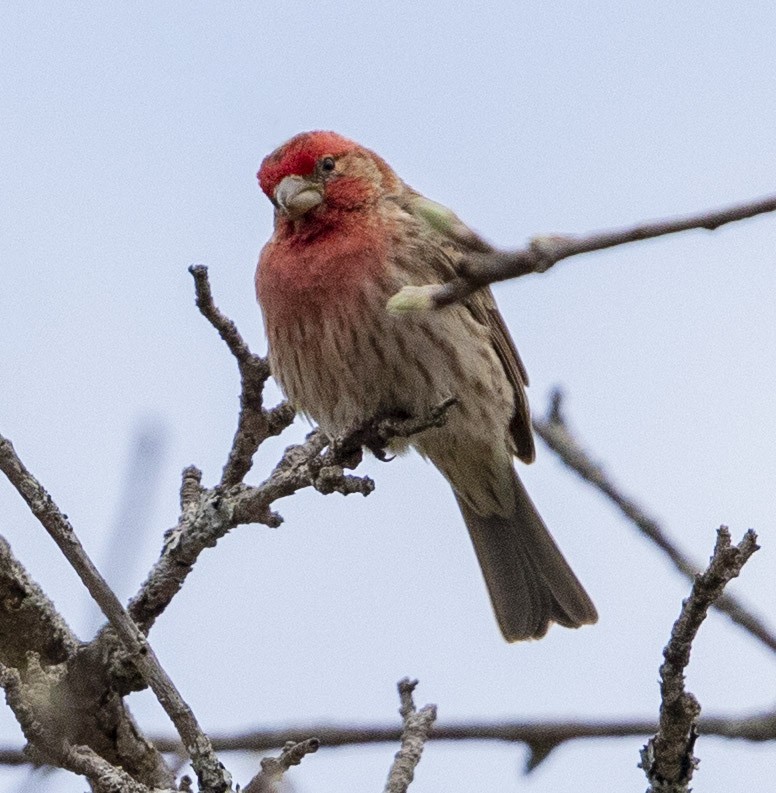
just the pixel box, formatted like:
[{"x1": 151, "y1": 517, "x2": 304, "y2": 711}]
[
  {"x1": 393, "y1": 192, "x2": 776, "y2": 308},
  {"x1": 242, "y1": 738, "x2": 320, "y2": 793},
  {"x1": 0, "y1": 435, "x2": 232, "y2": 793},
  {"x1": 640, "y1": 527, "x2": 759, "y2": 792},
  {"x1": 383, "y1": 679, "x2": 437, "y2": 793},
  {"x1": 189, "y1": 264, "x2": 295, "y2": 488},
  {"x1": 533, "y1": 389, "x2": 776, "y2": 655},
  {"x1": 232, "y1": 399, "x2": 459, "y2": 526}
]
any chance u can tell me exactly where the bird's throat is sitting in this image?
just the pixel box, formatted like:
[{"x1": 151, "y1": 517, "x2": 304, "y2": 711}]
[{"x1": 257, "y1": 212, "x2": 390, "y2": 319}]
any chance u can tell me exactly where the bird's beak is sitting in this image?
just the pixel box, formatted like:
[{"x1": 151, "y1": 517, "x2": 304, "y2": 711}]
[{"x1": 274, "y1": 175, "x2": 324, "y2": 219}]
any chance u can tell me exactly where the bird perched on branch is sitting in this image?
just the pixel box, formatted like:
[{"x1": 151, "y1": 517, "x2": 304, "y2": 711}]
[{"x1": 255, "y1": 131, "x2": 597, "y2": 641}]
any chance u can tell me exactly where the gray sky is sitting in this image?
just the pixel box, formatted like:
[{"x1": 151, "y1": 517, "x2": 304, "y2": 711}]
[{"x1": 2, "y1": 2, "x2": 775, "y2": 791}]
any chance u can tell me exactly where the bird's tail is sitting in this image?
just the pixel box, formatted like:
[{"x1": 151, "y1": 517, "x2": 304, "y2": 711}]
[{"x1": 453, "y1": 470, "x2": 597, "y2": 642}]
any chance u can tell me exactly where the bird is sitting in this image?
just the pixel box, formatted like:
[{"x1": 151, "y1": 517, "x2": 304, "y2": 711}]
[{"x1": 255, "y1": 131, "x2": 597, "y2": 641}]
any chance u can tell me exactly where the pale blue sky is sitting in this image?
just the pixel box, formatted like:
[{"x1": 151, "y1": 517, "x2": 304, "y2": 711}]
[{"x1": 2, "y1": 3, "x2": 776, "y2": 791}]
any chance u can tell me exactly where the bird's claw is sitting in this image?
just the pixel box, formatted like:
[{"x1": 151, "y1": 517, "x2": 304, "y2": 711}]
[
  {"x1": 367, "y1": 442, "x2": 395, "y2": 463},
  {"x1": 330, "y1": 400, "x2": 456, "y2": 467}
]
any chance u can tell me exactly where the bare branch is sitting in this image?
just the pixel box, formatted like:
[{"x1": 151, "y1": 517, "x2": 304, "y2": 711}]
[
  {"x1": 395, "y1": 192, "x2": 776, "y2": 308},
  {"x1": 640, "y1": 527, "x2": 759, "y2": 792},
  {"x1": 189, "y1": 264, "x2": 295, "y2": 488},
  {"x1": 533, "y1": 389, "x2": 776, "y2": 655},
  {"x1": 0, "y1": 435, "x2": 232, "y2": 793},
  {"x1": 127, "y1": 400, "x2": 456, "y2": 637},
  {"x1": 232, "y1": 399, "x2": 458, "y2": 526},
  {"x1": 124, "y1": 431, "x2": 363, "y2": 638},
  {"x1": 242, "y1": 738, "x2": 320, "y2": 793},
  {"x1": 198, "y1": 710, "x2": 776, "y2": 753},
  {"x1": 383, "y1": 679, "x2": 437, "y2": 793}
]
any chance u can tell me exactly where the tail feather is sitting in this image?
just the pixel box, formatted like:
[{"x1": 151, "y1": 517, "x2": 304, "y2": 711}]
[{"x1": 454, "y1": 471, "x2": 597, "y2": 642}]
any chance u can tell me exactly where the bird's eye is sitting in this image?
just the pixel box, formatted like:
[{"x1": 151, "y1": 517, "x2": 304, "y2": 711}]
[{"x1": 320, "y1": 156, "x2": 336, "y2": 173}]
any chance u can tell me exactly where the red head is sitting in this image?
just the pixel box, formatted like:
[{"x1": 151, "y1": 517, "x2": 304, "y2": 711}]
[
  {"x1": 258, "y1": 131, "x2": 357, "y2": 197},
  {"x1": 257, "y1": 131, "x2": 401, "y2": 223}
]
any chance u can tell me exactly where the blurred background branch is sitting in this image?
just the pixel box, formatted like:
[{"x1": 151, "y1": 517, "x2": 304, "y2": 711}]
[{"x1": 533, "y1": 389, "x2": 776, "y2": 654}]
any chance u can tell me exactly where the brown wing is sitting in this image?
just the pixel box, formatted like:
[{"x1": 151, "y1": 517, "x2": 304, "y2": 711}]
[
  {"x1": 465, "y1": 288, "x2": 535, "y2": 463},
  {"x1": 401, "y1": 188, "x2": 536, "y2": 463}
]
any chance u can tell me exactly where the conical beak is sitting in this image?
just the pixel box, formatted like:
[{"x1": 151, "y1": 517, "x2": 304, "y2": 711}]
[{"x1": 274, "y1": 175, "x2": 324, "y2": 219}]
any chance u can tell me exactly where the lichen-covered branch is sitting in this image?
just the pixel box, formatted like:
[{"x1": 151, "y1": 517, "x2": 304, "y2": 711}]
[
  {"x1": 640, "y1": 527, "x2": 759, "y2": 792},
  {"x1": 0, "y1": 535, "x2": 173, "y2": 787},
  {"x1": 0, "y1": 436, "x2": 232, "y2": 793},
  {"x1": 534, "y1": 388, "x2": 776, "y2": 655},
  {"x1": 124, "y1": 394, "x2": 457, "y2": 644},
  {"x1": 0, "y1": 535, "x2": 76, "y2": 670},
  {"x1": 0, "y1": 662, "x2": 160, "y2": 792},
  {"x1": 242, "y1": 738, "x2": 320, "y2": 793},
  {"x1": 63, "y1": 744, "x2": 155, "y2": 793},
  {"x1": 383, "y1": 679, "x2": 437, "y2": 793}
]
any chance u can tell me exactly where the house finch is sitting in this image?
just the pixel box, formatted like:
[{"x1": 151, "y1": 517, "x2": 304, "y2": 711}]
[{"x1": 256, "y1": 131, "x2": 597, "y2": 641}]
